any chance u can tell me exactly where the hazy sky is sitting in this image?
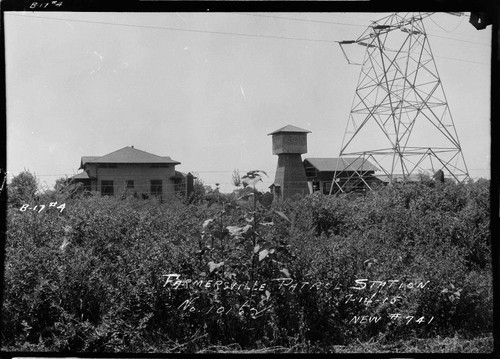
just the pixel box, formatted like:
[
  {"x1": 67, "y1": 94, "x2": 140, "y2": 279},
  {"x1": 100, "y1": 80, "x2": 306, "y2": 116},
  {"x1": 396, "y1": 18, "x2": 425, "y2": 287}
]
[{"x1": 5, "y1": 12, "x2": 491, "y2": 192}]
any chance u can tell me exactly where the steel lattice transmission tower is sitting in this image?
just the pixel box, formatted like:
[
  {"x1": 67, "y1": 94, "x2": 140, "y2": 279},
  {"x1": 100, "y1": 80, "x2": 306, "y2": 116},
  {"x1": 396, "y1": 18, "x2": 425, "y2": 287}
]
[{"x1": 331, "y1": 13, "x2": 469, "y2": 193}]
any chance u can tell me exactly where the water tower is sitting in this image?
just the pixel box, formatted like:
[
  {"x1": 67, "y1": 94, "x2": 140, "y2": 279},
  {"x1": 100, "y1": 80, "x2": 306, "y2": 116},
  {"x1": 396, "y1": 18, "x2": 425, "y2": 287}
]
[{"x1": 268, "y1": 125, "x2": 310, "y2": 199}]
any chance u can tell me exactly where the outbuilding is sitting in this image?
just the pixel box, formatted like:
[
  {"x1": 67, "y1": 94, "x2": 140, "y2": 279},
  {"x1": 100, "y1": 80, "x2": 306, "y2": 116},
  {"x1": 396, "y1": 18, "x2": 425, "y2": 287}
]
[{"x1": 303, "y1": 157, "x2": 381, "y2": 194}]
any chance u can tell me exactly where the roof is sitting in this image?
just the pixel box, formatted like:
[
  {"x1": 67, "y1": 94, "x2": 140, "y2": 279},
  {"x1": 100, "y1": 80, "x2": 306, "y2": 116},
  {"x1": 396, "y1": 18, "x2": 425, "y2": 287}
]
[
  {"x1": 304, "y1": 158, "x2": 379, "y2": 172},
  {"x1": 70, "y1": 171, "x2": 91, "y2": 180},
  {"x1": 268, "y1": 125, "x2": 311, "y2": 135},
  {"x1": 79, "y1": 146, "x2": 180, "y2": 169},
  {"x1": 81, "y1": 156, "x2": 100, "y2": 166},
  {"x1": 171, "y1": 171, "x2": 187, "y2": 179}
]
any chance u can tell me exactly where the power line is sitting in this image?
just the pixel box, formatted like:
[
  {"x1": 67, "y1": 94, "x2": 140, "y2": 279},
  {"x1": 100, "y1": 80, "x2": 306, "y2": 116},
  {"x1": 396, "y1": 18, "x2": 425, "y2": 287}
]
[
  {"x1": 427, "y1": 32, "x2": 490, "y2": 47},
  {"x1": 11, "y1": 168, "x2": 489, "y2": 178},
  {"x1": 7, "y1": 171, "x2": 279, "y2": 177},
  {"x1": 6, "y1": 13, "x2": 339, "y2": 44},
  {"x1": 228, "y1": 12, "x2": 367, "y2": 28},
  {"x1": 433, "y1": 55, "x2": 489, "y2": 66},
  {"x1": 7, "y1": 13, "x2": 489, "y2": 66},
  {"x1": 230, "y1": 12, "x2": 490, "y2": 47},
  {"x1": 428, "y1": 12, "x2": 464, "y2": 33},
  {"x1": 9, "y1": 12, "x2": 491, "y2": 47}
]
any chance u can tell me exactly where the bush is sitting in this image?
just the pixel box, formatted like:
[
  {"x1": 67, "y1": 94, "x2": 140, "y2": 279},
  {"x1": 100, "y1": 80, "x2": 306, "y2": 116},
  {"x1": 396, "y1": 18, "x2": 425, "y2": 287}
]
[
  {"x1": 7, "y1": 170, "x2": 39, "y2": 207},
  {"x1": 2, "y1": 177, "x2": 492, "y2": 352}
]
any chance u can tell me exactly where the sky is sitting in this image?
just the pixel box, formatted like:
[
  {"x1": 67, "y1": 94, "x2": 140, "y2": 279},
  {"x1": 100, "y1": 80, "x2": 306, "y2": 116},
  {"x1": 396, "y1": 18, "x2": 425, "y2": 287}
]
[{"x1": 4, "y1": 12, "x2": 491, "y2": 193}]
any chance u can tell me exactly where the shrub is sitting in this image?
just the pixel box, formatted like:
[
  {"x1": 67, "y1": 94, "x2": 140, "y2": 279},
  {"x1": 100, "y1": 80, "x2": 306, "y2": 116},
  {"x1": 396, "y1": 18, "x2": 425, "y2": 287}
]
[{"x1": 2, "y1": 177, "x2": 492, "y2": 352}]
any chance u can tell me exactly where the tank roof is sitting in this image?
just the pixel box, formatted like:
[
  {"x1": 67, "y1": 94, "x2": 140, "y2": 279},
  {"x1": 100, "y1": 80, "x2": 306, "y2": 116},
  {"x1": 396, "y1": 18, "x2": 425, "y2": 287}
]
[{"x1": 268, "y1": 125, "x2": 311, "y2": 135}]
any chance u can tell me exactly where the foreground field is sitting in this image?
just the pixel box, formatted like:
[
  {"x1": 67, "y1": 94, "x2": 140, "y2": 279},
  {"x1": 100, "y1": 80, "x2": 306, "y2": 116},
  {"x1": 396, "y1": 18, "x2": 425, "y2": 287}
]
[
  {"x1": 197, "y1": 334, "x2": 494, "y2": 353},
  {"x1": 2, "y1": 178, "x2": 492, "y2": 353}
]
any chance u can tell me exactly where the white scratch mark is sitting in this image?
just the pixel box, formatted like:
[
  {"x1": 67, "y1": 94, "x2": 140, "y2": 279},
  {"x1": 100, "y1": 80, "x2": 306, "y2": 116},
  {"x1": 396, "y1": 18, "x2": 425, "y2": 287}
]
[
  {"x1": 176, "y1": 13, "x2": 188, "y2": 24},
  {"x1": 93, "y1": 51, "x2": 103, "y2": 61},
  {"x1": 239, "y1": 83, "x2": 247, "y2": 102},
  {"x1": 65, "y1": 21, "x2": 74, "y2": 31},
  {"x1": 90, "y1": 51, "x2": 103, "y2": 74}
]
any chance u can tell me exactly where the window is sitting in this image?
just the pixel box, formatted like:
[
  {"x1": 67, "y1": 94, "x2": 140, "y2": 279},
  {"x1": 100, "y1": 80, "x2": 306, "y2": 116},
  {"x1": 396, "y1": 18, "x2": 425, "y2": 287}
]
[
  {"x1": 273, "y1": 184, "x2": 281, "y2": 198},
  {"x1": 126, "y1": 180, "x2": 134, "y2": 189},
  {"x1": 150, "y1": 180, "x2": 162, "y2": 196},
  {"x1": 82, "y1": 180, "x2": 91, "y2": 192},
  {"x1": 312, "y1": 181, "x2": 320, "y2": 193},
  {"x1": 174, "y1": 179, "x2": 185, "y2": 195},
  {"x1": 101, "y1": 180, "x2": 114, "y2": 196}
]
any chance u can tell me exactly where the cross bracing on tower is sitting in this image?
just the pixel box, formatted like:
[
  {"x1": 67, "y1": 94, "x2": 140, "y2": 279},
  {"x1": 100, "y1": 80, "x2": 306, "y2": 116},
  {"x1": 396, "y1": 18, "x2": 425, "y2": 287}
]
[{"x1": 331, "y1": 13, "x2": 470, "y2": 194}]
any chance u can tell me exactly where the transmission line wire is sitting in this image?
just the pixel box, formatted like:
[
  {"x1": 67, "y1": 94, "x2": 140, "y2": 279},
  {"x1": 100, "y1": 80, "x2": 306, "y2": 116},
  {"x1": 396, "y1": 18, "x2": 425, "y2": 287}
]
[
  {"x1": 229, "y1": 12, "x2": 490, "y2": 47},
  {"x1": 227, "y1": 12, "x2": 367, "y2": 27},
  {"x1": 7, "y1": 13, "x2": 490, "y2": 49},
  {"x1": 6, "y1": 13, "x2": 339, "y2": 44}
]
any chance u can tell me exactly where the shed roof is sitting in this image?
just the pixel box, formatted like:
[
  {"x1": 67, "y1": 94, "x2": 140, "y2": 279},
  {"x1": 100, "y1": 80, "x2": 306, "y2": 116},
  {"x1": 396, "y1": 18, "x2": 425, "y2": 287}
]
[
  {"x1": 171, "y1": 171, "x2": 187, "y2": 179},
  {"x1": 268, "y1": 125, "x2": 311, "y2": 135},
  {"x1": 70, "y1": 171, "x2": 91, "y2": 180},
  {"x1": 79, "y1": 146, "x2": 180, "y2": 169},
  {"x1": 304, "y1": 158, "x2": 379, "y2": 172}
]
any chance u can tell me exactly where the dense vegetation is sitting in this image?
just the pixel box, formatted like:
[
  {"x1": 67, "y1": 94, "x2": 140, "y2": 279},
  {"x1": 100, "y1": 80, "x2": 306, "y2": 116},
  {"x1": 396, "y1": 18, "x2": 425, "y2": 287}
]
[{"x1": 1, "y1": 173, "x2": 492, "y2": 353}]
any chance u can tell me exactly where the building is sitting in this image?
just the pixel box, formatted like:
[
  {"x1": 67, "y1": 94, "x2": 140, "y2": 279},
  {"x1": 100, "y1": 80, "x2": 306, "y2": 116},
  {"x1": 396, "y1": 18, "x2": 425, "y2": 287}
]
[
  {"x1": 303, "y1": 157, "x2": 380, "y2": 194},
  {"x1": 374, "y1": 173, "x2": 423, "y2": 184},
  {"x1": 70, "y1": 146, "x2": 192, "y2": 199},
  {"x1": 268, "y1": 125, "x2": 311, "y2": 199}
]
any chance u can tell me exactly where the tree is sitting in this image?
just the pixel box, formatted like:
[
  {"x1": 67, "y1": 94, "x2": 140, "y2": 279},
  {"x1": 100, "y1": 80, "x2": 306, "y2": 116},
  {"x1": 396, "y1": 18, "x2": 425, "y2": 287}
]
[
  {"x1": 48, "y1": 176, "x2": 84, "y2": 202},
  {"x1": 54, "y1": 176, "x2": 69, "y2": 191},
  {"x1": 186, "y1": 174, "x2": 208, "y2": 203},
  {"x1": 8, "y1": 170, "x2": 39, "y2": 206}
]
